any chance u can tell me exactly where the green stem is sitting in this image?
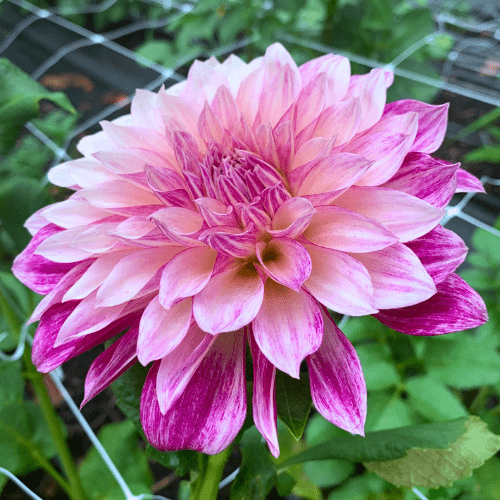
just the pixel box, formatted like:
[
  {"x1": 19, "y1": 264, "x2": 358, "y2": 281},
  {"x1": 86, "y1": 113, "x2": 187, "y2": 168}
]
[
  {"x1": 22, "y1": 346, "x2": 88, "y2": 500},
  {"x1": 189, "y1": 446, "x2": 233, "y2": 500}
]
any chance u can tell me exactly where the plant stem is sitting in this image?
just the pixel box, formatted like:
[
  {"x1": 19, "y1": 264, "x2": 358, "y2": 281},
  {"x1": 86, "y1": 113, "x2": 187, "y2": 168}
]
[
  {"x1": 189, "y1": 446, "x2": 233, "y2": 500},
  {"x1": 22, "y1": 347, "x2": 88, "y2": 500}
]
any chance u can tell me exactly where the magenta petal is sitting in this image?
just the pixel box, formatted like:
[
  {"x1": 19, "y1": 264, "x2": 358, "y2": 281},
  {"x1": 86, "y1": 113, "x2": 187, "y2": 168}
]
[
  {"x1": 307, "y1": 306, "x2": 366, "y2": 435},
  {"x1": 455, "y1": 168, "x2": 485, "y2": 193},
  {"x1": 252, "y1": 283, "x2": 323, "y2": 378},
  {"x1": 405, "y1": 225, "x2": 467, "y2": 284},
  {"x1": 12, "y1": 224, "x2": 74, "y2": 294},
  {"x1": 374, "y1": 273, "x2": 488, "y2": 335},
  {"x1": 141, "y1": 331, "x2": 246, "y2": 454},
  {"x1": 269, "y1": 197, "x2": 316, "y2": 239},
  {"x1": 82, "y1": 321, "x2": 139, "y2": 406},
  {"x1": 382, "y1": 152, "x2": 459, "y2": 209},
  {"x1": 382, "y1": 100, "x2": 449, "y2": 154},
  {"x1": 199, "y1": 224, "x2": 256, "y2": 258},
  {"x1": 248, "y1": 327, "x2": 279, "y2": 457}
]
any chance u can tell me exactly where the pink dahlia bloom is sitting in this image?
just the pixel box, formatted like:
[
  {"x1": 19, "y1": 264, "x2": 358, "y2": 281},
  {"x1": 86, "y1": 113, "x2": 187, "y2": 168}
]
[{"x1": 14, "y1": 43, "x2": 487, "y2": 457}]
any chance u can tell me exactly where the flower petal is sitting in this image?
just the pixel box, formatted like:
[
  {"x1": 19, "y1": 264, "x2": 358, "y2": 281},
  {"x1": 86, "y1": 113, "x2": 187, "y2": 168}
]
[
  {"x1": 374, "y1": 273, "x2": 488, "y2": 335},
  {"x1": 302, "y1": 206, "x2": 398, "y2": 252},
  {"x1": 141, "y1": 330, "x2": 246, "y2": 454},
  {"x1": 42, "y1": 199, "x2": 112, "y2": 229},
  {"x1": 252, "y1": 282, "x2": 323, "y2": 378},
  {"x1": 405, "y1": 225, "x2": 467, "y2": 284},
  {"x1": 193, "y1": 262, "x2": 264, "y2": 334},
  {"x1": 82, "y1": 321, "x2": 139, "y2": 406},
  {"x1": 455, "y1": 168, "x2": 485, "y2": 193},
  {"x1": 256, "y1": 238, "x2": 312, "y2": 292},
  {"x1": 150, "y1": 207, "x2": 205, "y2": 247},
  {"x1": 137, "y1": 296, "x2": 192, "y2": 365},
  {"x1": 333, "y1": 186, "x2": 445, "y2": 242},
  {"x1": 351, "y1": 243, "x2": 437, "y2": 309},
  {"x1": 304, "y1": 244, "x2": 377, "y2": 316},
  {"x1": 268, "y1": 197, "x2": 316, "y2": 239},
  {"x1": 159, "y1": 246, "x2": 217, "y2": 309},
  {"x1": 248, "y1": 327, "x2": 279, "y2": 457},
  {"x1": 307, "y1": 306, "x2": 366, "y2": 435}
]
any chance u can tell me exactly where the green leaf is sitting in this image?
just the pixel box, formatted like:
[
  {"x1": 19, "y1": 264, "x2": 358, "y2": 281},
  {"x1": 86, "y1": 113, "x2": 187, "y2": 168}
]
[
  {"x1": 79, "y1": 420, "x2": 153, "y2": 500},
  {"x1": 404, "y1": 375, "x2": 468, "y2": 421},
  {"x1": 474, "y1": 456, "x2": 500, "y2": 500},
  {"x1": 303, "y1": 459, "x2": 354, "y2": 488},
  {"x1": 230, "y1": 426, "x2": 277, "y2": 500},
  {"x1": 0, "y1": 177, "x2": 52, "y2": 251},
  {"x1": 279, "y1": 417, "x2": 469, "y2": 468},
  {"x1": 356, "y1": 344, "x2": 401, "y2": 391},
  {"x1": 455, "y1": 107, "x2": 500, "y2": 142},
  {"x1": 0, "y1": 59, "x2": 75, "y2": 154},
  {"x1": 327, "y1": 473, "x2": 387, "y2": 500},
  {"x1": 364, "y1": 416, "x2": 500, "y2": 488},
  {"x1": 365, "y1": 391, "x2": 415, "y2": 432},
  {"x1": 422, "y1": 332, "x2": 500, "y2": 389},
  {"x1": 0, "y1": 361, "x2": 24, "y2": 410},
  {"x1": 464, "y1": 146, "x2": 500, "y2": 163},
  {"x1": 275, "y1": 370, "x2": 312, "y2": 441},
  {"x1": 145, "y1": 445, "x2": 198, "y2": 477}
]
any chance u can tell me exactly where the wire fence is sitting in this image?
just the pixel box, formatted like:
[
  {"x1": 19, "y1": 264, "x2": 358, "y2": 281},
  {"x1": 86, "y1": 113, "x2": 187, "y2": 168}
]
[{"x1": 1, "y1": 0, "x2": 499, "y2": 498}]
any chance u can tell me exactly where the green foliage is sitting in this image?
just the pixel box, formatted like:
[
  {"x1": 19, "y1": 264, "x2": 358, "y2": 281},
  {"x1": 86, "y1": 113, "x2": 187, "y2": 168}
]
[
  {"x1": 0, "y1": 59, "x2": 75, "y2": 155},
  {"x1": 460, "y1": 107, "x2": 500, "y2": 164},
  {"x1": 275, "y1": 370, "x2": 312, "y2": 440},
  {"x1": 78, "y1": 420, "x2": 153, "y2": 499}
]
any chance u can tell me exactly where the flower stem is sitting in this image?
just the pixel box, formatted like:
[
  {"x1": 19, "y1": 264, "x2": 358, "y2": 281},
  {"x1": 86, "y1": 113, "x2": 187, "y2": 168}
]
[
  {"x1": 189, "y1": 446, "x2": 232, "y2": 500},
  {"x1": 22, "y1": 346, "x2": 88, "y2": 500}
]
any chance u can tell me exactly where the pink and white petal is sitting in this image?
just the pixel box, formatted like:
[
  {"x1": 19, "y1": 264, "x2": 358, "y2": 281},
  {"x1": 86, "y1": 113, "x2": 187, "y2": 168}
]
[
  {"x1": 55, "y1": 290, "x2": 127, "y2": 346},
  {"x1": 193, "y1": 262, "x2": 264, "y2": 334},
  {"x1": 333, "y1": 186, "x2": 445, "y2": 242},
  {"x1": 260, "y1": 183, "x2": 291, "y2": 218},
  {"x1": 302, "y1": 206, "x2": 398, "y2": 253},
  {"x1": 248, "y1": 328, "x2": 279, "y2": 458},
  {"x1": 96, "y1": 246, "x2": 180, "y2": 307},
  {"x1": 294, "y1": 72, "x2": 327, "y2": 133},
  {"x1": 304, "y1": 244, "x2": 377, "y2": 316},
  {"x1": 252, "y1": 282, "x2": 323, "y2": 379},
  {"x1": 269, "y1": 197, "x2": 316, "y2": 239},
  {"x1": 94, "y1": 148, "x2": 173, "y2": 175},
  {"x1": 150, "y1": 207, "x2": 205, "y2": 247},
  {"x1": 82, "y1": 321, "x2": 140, "y2": 406},
  {"x1": 12, "y1": 224, "x2": 75, "y2": 293},
  {"x1": 155, "y1": 323, "x2": 216, "y2": 414},
  {"x1": 24, "y1": 207, "x2": 51, "y2": 236},
  {"x1": 199, "y1": 224, "x2": 256, "y2": 258},
  {"x1": 141, "y1": 330, "x2": 246, "y2": 454},
  {"x1": 374, "y1": 273, "x2": 488, "y2": 335},
  {"x1": 70, "y1": 222, "x2": 121, "y2": 254},
  {"x1": 131, "y1": 89, "x2": 164, "y2": 133},
  {"x1": 307, "y1": 306, "x2": 366, "y2": 435},
  {"x1": 382, "y1": 100, "x2": 449, "y2": 153},
  {"x1": 33, "y1": 226, "x2": 94, "y2": 263},
  {"x1": 77, "y1": 180, "x2": 161, "y2": 210},
  {"x1": 238, "y1": 201, "x2": 271, "y2": 232},
  {"x1": 291, "y1": 137, "x2": 331, "y2": 171},
  {"x1": 256, "y1": 238, "x2": 311, "y2": 292},
  {"x1": 194, "y1": 197, "x2": 238, "y2": 227},
  {"x1": 48, "y1": 157, "x2": 117, "y2": 189},
  {"x1": 405, "y1": 225, "x2": 467, "y2": 284},
  {"x1": 455, "y1": 168, "x2": 485, "y2": 193},
  {"x1": 381, "y1": 152, "x2": 459, "y2": 209},
  {"x1": 211, "y1": 84, "x2": 240, "y2": 131},
  {"x1": 294, "y1": 153, "x2": 373, "y2": 196},
  {"x1": 343, "y1": 68, "x2": 386, "y2": 133},
  {"x1": 110, "y1": 216, "x2": 157, "y2": 241},
  {"x1": 237, "y1": 66, "x2": 266, "y2": 127},
  {"x1": 351, "y1": 243, "x2": 437, "y2": 309},
  {"x1": 159, "y1": 246, "x2": 217, "y2": 309},
  {"x1": 137, "y1": 296, "x2": 192, "y2": 365},
  {"x1": 42, "y1": 200, "x2": 113, "y2": 229}
]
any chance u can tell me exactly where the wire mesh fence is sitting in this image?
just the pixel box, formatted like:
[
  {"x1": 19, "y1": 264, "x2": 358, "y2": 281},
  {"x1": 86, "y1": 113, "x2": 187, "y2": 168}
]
[{"x1": 0, "y1": 0, "x2": 499, "y2": 498}]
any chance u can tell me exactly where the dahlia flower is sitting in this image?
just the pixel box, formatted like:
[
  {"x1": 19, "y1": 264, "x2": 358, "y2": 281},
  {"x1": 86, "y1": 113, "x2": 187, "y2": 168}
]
[{"x1": 13, "y1": 43, "x2": 487, "y2": 457}]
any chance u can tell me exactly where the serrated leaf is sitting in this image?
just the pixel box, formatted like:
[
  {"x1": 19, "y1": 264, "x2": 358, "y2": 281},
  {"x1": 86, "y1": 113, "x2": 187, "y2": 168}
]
[
  {"x1": 0, "y1": 59, "x2": 75, "y2": 154},
  {"x1": 364, "y1": 416, "x2": 500, "y2": 488},
  {"x1": 230, "y1": 426, "x2": 277, "y2": 500},
  {"x1": 275, "y1": 370, "x2": 312, "y2": 440},
  {"x1": 79, "y1": 420, "x2": 153, "y2": 500},
  {"x1": 279, "y1": 417, "x2": 468, "y2": 468},
  {"x1": 404, "y1": 375, "x2": 468, "y2": 421}
]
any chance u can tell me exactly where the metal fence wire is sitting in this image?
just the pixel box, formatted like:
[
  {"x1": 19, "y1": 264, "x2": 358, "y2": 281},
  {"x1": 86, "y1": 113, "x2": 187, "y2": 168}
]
[{"x1": 1, "y1": 0, "x2": 500, "y2": 499}]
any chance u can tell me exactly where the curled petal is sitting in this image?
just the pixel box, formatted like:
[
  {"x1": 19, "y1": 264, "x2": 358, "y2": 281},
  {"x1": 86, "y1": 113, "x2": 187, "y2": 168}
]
[
  {"x1": 305, "y1": 244, "x2": 377, "y2": 315},
  {"x1": 248, "y1": 328, "x2": 279, "y2": 457},
  {"x1": 194, "y1": 197, "x2": 238, "y2": 227},
  {"x1": 260, "y1": 182, "x2": 291, "y2": 218},
  {"x1": 256, "y1": 238, "x2": 312, "y2": 292},
  {"x1": 193, "y1": 262, "x2": 264, "y2": 334},
  {"x1": 374, "y1": 273, "x2": 488, "y2": 335},
  {"x1": 351, "y1": 243, "x2": 437, "y2": 309},
  {"x1": 141, "y1": 331, "x2": 246, "y2": 454},
  {"x1": 269, "y1": 197, "x2": 316, "y2": 239},
  {"x1": 303, "y1": 206, "x2": 398, "y2": 252},
  {"x1": 150, "y1": 207, "x2": 205, "y2": 247},
  {"x1": 252, "y1": 282, "x2": 323, "y2": 378},
  {"x1": 159, "y1": 246, "x2": 217, "y2": 309},
  {"x1": 137, "y1": 296, "x2": 192, "y2": 365},
  {"x1": 307, "y1": 307, "x2": 366, "y2": 435},
  {"x1": 333, "y1": 186, "x2": 445, "y2": 242},
  {"x1": 82, "y1": 322, "x2": 139, "y2": 406},
  {"x1": 199, "y1": 224, "x2": 256, "y2": 258}
]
